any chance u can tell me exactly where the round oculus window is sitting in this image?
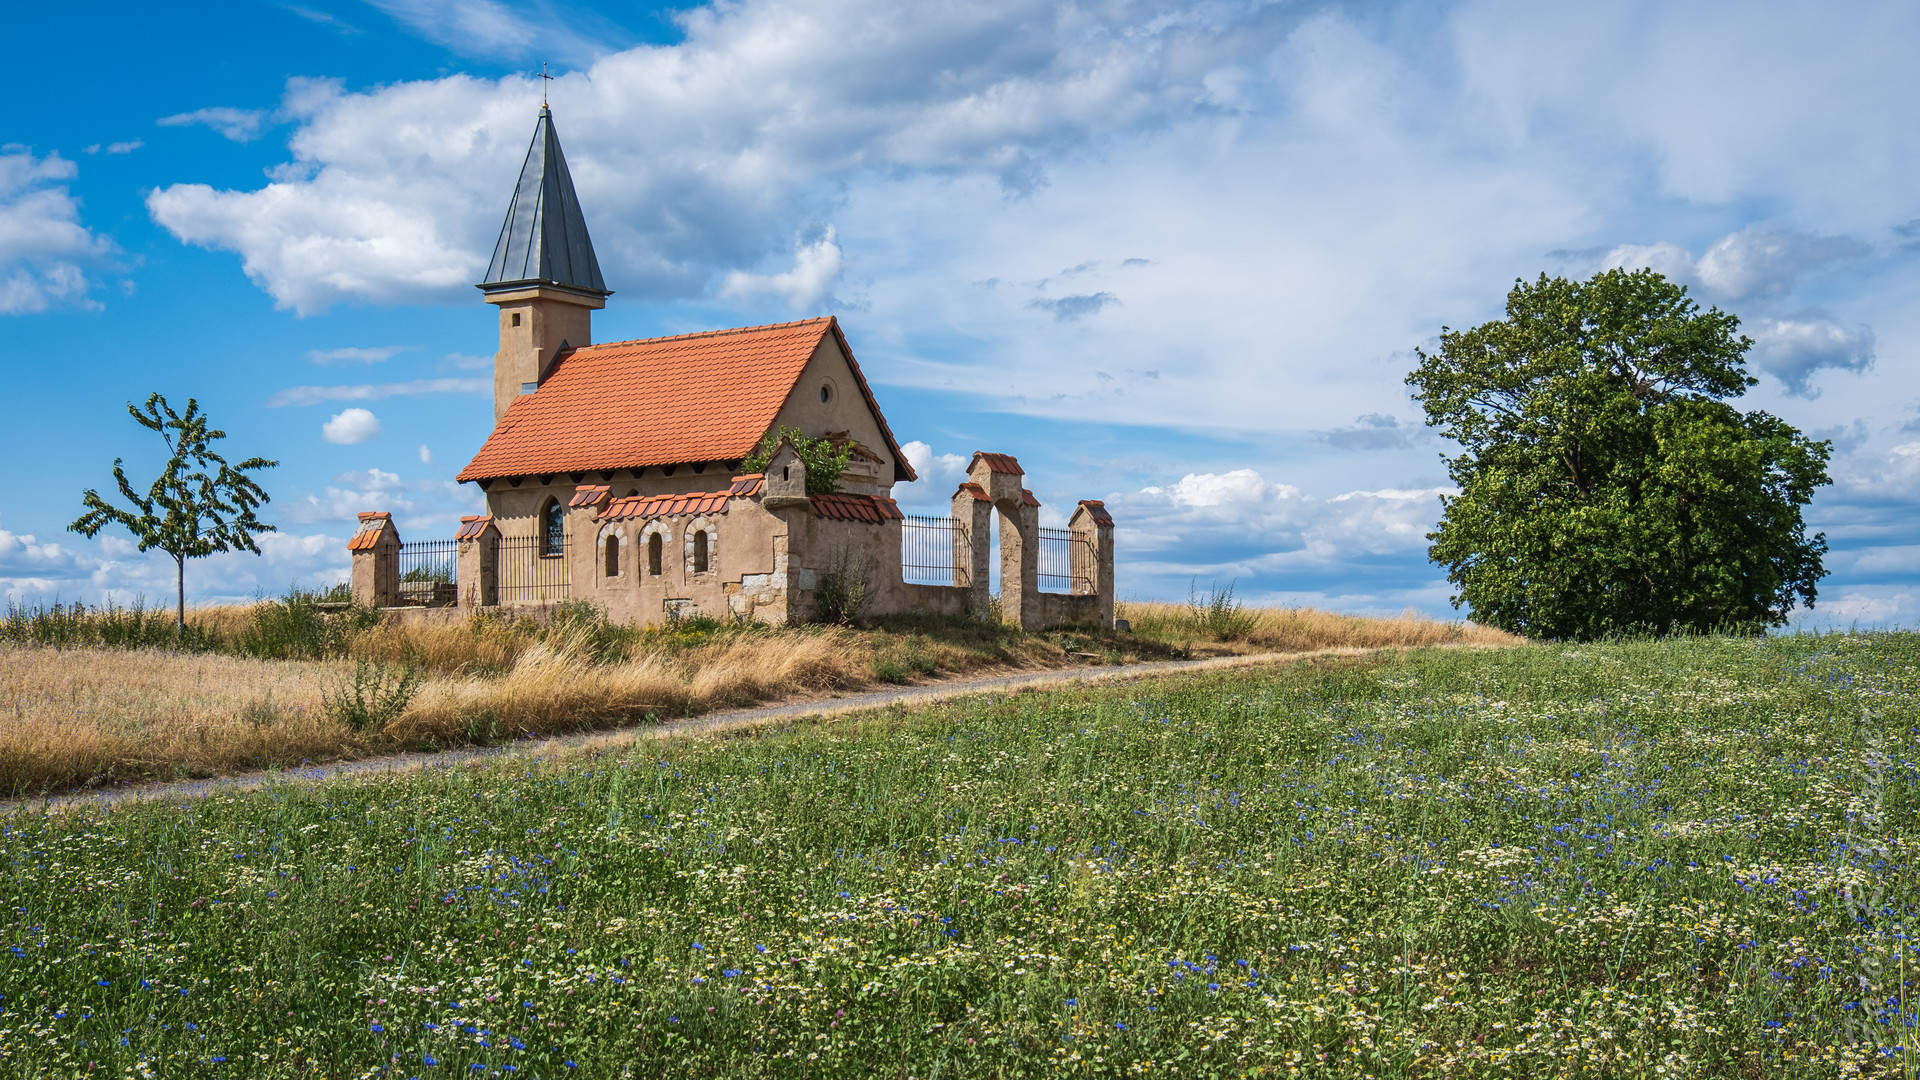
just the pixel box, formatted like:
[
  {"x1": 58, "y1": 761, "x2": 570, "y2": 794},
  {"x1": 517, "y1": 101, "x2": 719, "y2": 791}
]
[{"x1": 819, "y1": 381, "x2": 835, "y2": 404}]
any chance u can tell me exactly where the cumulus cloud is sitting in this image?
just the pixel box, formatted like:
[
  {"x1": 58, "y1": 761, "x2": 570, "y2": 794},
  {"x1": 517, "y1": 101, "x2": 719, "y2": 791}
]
[
  {"x1": 1747, "y1": 315, "x2": 1875, "y2": 397},
  {"x1": 157, "y1": 106, "x2": 272, "y2": 142},
  {"x1": 7, "y1": 516, "x2": 351, "y2": 608},
  {"x1": 308, "y1": 344, "x2": 411, "y2": 364},
  {"x1": 898, "y1": 441, "x2": 970, "y2": 501},
  {"x1": 0, "y1": 148, "x2": 111, "y2": 314},
  {"x1": 1113, "y1": 469, "x2": 1446, "y2": 577},
  {"x1": 1315, "y1": 413, "x2": 1415, "y2": 451},
  {"x1": 719, "y1": 228, "x2": 844, "y2": 310},
  {"x1": 321, "y1": 407, "x2": 383, "y2": 444},
  {"x1": 143, "y1": 0, "x2": 1315, "y2": 314},
  {"x1": 1602, "y1": 224, "x2": 1868, "y2": 302},
  {"x1": 82, "y1": 140, "x2": 143, "y2": 155},
  {"x1": 267, "y1": 377, "x2": 488, "y2": 407}
]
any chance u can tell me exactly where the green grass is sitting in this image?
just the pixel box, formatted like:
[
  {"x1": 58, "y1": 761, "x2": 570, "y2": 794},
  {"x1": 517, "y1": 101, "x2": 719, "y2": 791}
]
[{"x1": 2, "y1": 634, "x2": 1916, "y2": 1077}]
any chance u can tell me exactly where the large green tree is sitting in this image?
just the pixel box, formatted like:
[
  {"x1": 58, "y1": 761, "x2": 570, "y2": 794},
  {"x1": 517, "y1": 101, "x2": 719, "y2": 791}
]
[
  {"x1": 70, "y1": 394, "x2": 278, "y2": 638},
  {"x1": 1407, "y1": 269, "x2": 1831, "y2": 639}
]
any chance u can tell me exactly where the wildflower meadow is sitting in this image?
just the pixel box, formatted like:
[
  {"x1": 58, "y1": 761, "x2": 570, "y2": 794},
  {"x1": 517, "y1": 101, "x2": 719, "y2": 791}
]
[{"x1": 1, "y1": 633, "x2": 1914, "y2": 1077}]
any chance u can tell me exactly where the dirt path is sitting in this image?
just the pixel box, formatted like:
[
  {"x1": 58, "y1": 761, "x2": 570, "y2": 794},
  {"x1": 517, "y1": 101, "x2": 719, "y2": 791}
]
[{"x1": 4, "y1": 647, "x2": 1375, "y2": 815}]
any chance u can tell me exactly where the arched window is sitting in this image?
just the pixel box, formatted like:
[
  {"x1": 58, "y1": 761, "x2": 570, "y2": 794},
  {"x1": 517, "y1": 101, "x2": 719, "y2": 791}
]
[
  {"x1": 647, "y1": 533, "x2": 663, "y2": 576},
  {"x1": 540, "y1": 498, "x2": 565, "y2": 556},
  {"x1": 603, "y1": 535, "x2": 620, "y2": 578},
  {"x1": 692, "y1": 529, "x2": 709, "y2": 574}
]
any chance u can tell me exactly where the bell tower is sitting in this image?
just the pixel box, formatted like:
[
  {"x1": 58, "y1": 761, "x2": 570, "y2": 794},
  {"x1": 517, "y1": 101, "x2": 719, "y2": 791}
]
[{"x1": 478, "y1": 105, "x2": 612, "y2": 422}]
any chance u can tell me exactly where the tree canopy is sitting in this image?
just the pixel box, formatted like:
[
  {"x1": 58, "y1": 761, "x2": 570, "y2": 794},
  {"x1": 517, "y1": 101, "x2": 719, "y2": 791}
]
[
  {"x1": 70, "y1": 394, "x2": 278, "y2": 636},
  {"x1": 1406, "y1": 269, "x2": 1831, "y2": 640}
]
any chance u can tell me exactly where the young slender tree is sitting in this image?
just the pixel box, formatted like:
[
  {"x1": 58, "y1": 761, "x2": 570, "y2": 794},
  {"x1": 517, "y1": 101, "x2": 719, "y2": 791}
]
[
  {"x1": 69, "y1": 394, "x2": 279, "y2": 638},
  {"x1": 1408, "y1": 269, "x2": 1831, "y2": 639}
]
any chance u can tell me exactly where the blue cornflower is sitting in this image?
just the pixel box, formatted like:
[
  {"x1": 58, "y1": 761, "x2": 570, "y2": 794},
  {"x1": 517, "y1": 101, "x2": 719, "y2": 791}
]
[
  {"x1": 370, "y1": 1023, "x2": 384, "y2": 1033},
  {"x1": 424, "y1": 1057, "x2": 438, "y2": 1066},
  {"x1": 691, "y1": 942, "x2": 704, "y2": 950},
  {"x1": 669, "y1": 1017, "x2": 680, "y2": 1024},
  {"x1": 1115, "y1": 1022, "x2": 1128, "y2": 1030},
  {"x1": 1065, "y1": 999, "x2": 1077, "y2": 1007},
  {"x1": 756, "y1": 944, "x2": 767, "y2": 953},
  {"x1": 96, "y1": 979, "x2": 110, "y2": 986},
  {"x1": 1208, "y1": 983, "x2": 1221, "y2": 991},
  {"x1": 724, "y1": 969, "x2": 742, "y2": 977},
  {"x1": 565, "y1": 1061, "x2": 578, "y2": 1069}
]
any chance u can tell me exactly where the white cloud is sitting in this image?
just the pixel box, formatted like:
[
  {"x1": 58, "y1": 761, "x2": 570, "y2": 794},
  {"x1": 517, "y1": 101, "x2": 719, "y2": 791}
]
[
  {"x1": 321, "y1": 407, "x2": 383, "y2": 444},
  {"x1": 1603, "y1": 224, "x2": 1868, "y2": 302},
  {"x1": 897, "y1": 441, "x2": 970, "y2": 501},
  {"x1": 1748, "y1": 316, "x2": 1875, "y2": 397},
  {"x1": 267, "y1": 377, "x2": 489, "y2": 407},
  {"x1": 7, "y1": 519, "x2": 352, "y2": 609},
  {"x1": 0, "y1": 148, "x2": 111, "y2": 314},
  {"x1": 308, "y1": 344, "x2": 411, "y2": 364},
  {"x1": 720, "y1": 228, "x2": 844, "y2": 310},
  {"x1": 363, "y1": 0, "x2": 612, "y2": 63},
  {"x1": 418, "y1": 444, "x2": 433, "y2": 465},
  {"x1": 157, "y1": 107, "x2": 271, "y2": 142}
]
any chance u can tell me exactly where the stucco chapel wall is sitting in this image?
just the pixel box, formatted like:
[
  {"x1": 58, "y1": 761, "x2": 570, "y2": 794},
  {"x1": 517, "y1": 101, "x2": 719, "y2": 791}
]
[
  {"x1": 768, "y1": 337, "x2": 901, "y2": 495},
  {"x1": 580, "y1": 500, "x2": 787, "y2": 626}
]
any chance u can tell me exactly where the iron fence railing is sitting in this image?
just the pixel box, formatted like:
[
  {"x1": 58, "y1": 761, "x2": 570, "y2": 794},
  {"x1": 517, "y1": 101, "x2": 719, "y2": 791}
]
[
  {"x1": 396, "y1": 538, "x2": 458, "y2": 607},
  {"x1": 902, "y1": 515, "x2": 970, "y2": 587},
  {"x1": 1037, "y1": 526, "x2": 1081, "y2": 594},
  {"x1": 497, "y1": 534, "x2": 571, "y2": 603}
]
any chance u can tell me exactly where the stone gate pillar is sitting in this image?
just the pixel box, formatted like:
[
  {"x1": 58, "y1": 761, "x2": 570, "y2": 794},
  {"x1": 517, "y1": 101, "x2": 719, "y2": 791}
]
[
  {"x1": 456, "y1": 515, "x2": 500, "y2": 609},
  {"x1": 967, "y1": 452, "x2": 1038, "y2": 629},
  {"x1": 1070, "y1": 500, "x2": 1116, "y2": 629},
  {"x1": 348, "y1": 512, "x2": 401, "y2": 608},
  {"x1": 951, "y1": 482, "x2": 993, "y2": 604}
]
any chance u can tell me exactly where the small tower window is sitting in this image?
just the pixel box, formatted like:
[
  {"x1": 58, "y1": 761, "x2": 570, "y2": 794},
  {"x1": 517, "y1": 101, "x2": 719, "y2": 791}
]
[
  {"x1": 647, "y1": 533, "x2": 663, "y2": 576},
  {"x1": 541, "y1": 498, "x2": 564, "y2": 556},
  {"x1": 692, "y1": 530, "x2": 710, "y2": 574},
  {"x1": 603, "y1": 535, "x2": 620, "y2": 578},
  {"x1": 511, "y1": 312, "x2": 522, "y2": 327},
  {"x1": 819, "y1": 382, "x2": 834, "y2": 404}
]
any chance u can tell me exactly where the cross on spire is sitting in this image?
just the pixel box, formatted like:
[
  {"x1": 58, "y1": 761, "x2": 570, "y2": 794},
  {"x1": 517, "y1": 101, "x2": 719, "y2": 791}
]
[{"x1": 537, "y1": 62, "x2": 554, "y2": 107}]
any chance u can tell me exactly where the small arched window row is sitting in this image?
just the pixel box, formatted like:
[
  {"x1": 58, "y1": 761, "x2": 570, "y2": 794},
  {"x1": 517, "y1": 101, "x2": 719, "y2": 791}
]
[{"x1": 603, "y1": 534, "x2": 620, "y2": 578}]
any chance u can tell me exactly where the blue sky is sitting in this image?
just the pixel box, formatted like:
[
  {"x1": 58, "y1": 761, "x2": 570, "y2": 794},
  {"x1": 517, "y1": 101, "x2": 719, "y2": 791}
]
[{"x1": 3, "y1": 0, "x2": 1918, "y2": 624}]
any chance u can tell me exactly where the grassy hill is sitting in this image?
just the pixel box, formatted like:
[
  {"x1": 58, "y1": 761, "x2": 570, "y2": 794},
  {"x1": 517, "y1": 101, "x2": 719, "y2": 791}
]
[{"x1": 2, "y1": 633, "x2": 1913, "y2": 1075}]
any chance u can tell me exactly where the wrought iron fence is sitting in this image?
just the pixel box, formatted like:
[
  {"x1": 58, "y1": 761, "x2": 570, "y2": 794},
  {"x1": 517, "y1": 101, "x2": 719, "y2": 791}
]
[
  {"x1": 1037, "y1": 526, "x2": 1080, "y2": 594},
  {"x1": 901, "y1": 515, "x2": 970, "y2": 587},
  {"x1": 497, "y1": 534, "x2": 571, "y2": 603},
  {"x1": 396, "y1": 538, "x2": 458, "y2": 607}
]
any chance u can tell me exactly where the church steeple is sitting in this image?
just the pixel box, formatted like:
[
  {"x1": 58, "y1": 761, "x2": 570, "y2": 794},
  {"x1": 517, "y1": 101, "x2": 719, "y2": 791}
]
[
  {"x1": 479, "y1": 105, "x2": 610, "y2": 423},
  {"x1": 481, "y1": 105, "x2": 609, "y2": 296}
]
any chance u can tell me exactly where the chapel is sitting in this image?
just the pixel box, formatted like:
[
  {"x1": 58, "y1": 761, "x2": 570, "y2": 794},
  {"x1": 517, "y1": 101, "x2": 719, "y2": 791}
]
[{"x1": 348, "y1": 106, "x2": 1115, "y2": 630}]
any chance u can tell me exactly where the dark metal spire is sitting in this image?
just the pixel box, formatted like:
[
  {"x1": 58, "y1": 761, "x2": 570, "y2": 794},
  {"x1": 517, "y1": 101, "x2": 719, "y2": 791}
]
[{"x1": 480, "y1": 105, "x2": 610, "y2": 296}]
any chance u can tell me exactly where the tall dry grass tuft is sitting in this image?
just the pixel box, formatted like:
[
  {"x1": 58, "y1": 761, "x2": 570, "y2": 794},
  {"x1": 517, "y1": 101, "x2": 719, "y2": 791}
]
[
  {"x1": 0, "y1": 645, "x2": 350, "y2": 793},
  {"x1": 1117, "y1": 598, "x2": 1520, "y2": 651},
  {"x1": 0, "y1": 601, "x2": 1517, "y2": 793}
]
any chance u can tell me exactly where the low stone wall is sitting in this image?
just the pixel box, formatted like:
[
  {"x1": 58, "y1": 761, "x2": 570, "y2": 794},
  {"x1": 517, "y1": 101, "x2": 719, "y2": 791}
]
[{"x1": 1036, "y1": 591, "x2": 1104, "y2": 628}]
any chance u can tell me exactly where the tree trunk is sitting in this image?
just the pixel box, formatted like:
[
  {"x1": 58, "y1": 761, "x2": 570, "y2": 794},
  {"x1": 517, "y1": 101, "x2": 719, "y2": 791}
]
[{"x1": 175, "y1": 553, "x2": 186, "y2": 645}]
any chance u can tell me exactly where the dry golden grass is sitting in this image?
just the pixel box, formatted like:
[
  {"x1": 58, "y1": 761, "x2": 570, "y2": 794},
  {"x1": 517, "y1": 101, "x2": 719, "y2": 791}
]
[
  {"x1": 1115, "y1": 600, "x2": 1520, "y2": 653},
  {"x1": 0, "y1": 604, "x2": 1517, "y2": 794}
]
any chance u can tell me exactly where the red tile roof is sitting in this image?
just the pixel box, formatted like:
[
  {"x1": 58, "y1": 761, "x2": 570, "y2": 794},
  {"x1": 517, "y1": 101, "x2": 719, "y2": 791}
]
[
  {"x1": 971, "y1": 451, "x2": 1023, "y2": 475},
  {"x1": 347, "y1": 512, "x2": 394, "y2": 551},
  {"x1": 1076, "y1": 499, "x2": 1114, "y2": 528},
  {"x1": 955, "y1": 482, "x2": 990, "y2": 503},
  {"x1": 728, "y1": 474, "x2": 765, "y2": 497},
  {"x1": 597, "y1": 490, "x2": 735, "y2": 522},
  {"x1": 568, "y1": 485, "x2": 610, "y2": 509},
  {"x1": 455, "y1": 515, "x2": 496, "y2": 540},
  {"x1": 810, "y1": 494, "x2": 905, "y2": 523},
  {"x1": 1021, "y1": 488, "x2": 1042, "y2": 508},
  {"x1": 457, "y1": 317, "x2": 917, "y2": 484}
]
